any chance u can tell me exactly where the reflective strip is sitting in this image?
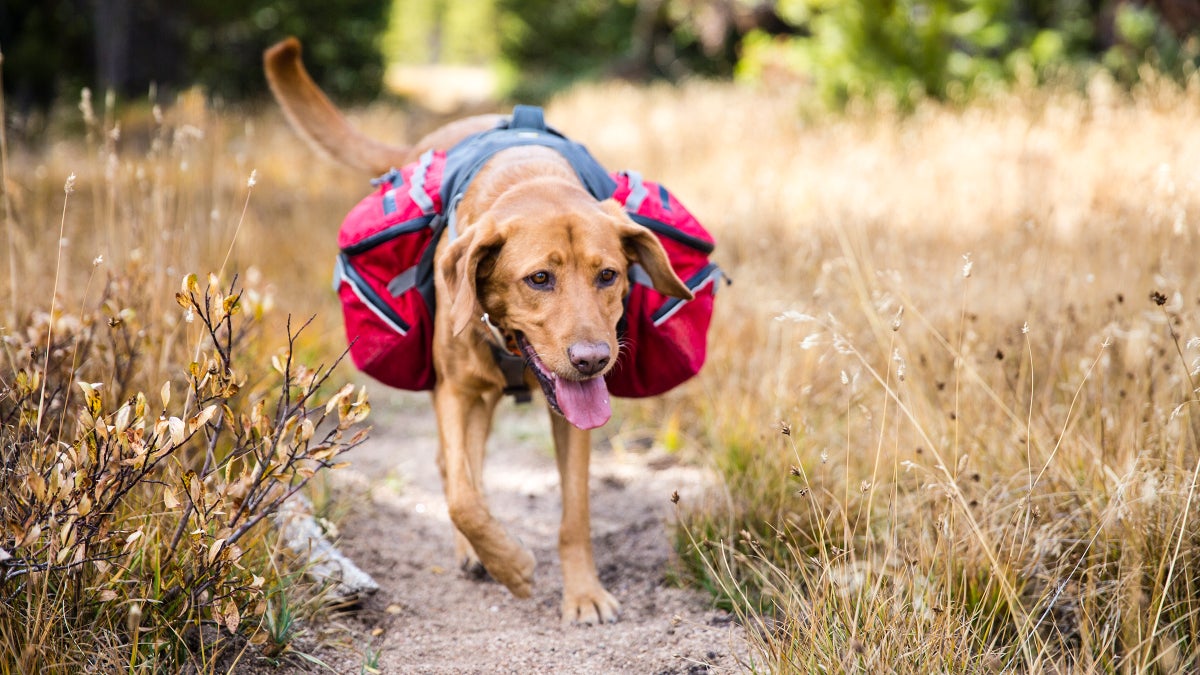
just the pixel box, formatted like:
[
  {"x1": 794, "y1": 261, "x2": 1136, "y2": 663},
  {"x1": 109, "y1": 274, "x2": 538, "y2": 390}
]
[
  {"x1": 331, "y1": 256, "x2": 345, "y2": 293},
  {"x1": 342, "y1": 273, "x2": 409, "y2": 336},
  {"x1": 651, "y1": 265, "x2": 723, "y2": 327},
  {"x1": 624, "y1": 171, "x2": 648, "y2": 213},
  {"x1": 382, "y1": 189, "x2": 398, "y2": 215},
  {"x1": 386, "y1": 266, "x2": 419, "y2": 297},
  {"x1": 409, "y1": 149, "x2": 436, "y2": 214}
]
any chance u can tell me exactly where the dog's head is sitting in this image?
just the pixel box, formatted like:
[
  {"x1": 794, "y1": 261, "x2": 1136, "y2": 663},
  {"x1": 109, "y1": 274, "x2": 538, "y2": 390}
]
[{"x1": 439, "y1": 177, "x2": 691, "y2": 429}]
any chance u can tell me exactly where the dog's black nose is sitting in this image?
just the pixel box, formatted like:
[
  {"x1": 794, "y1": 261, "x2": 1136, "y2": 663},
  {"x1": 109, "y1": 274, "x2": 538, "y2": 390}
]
[{"x1": 568, "y1": 342, "x2": 610, "y2": 376}]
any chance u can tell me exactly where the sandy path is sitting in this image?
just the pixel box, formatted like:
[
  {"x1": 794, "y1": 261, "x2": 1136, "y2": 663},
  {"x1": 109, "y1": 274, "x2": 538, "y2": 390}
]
[{"x1": 287, "y1": 390, "x2": 749, "y2": 674}]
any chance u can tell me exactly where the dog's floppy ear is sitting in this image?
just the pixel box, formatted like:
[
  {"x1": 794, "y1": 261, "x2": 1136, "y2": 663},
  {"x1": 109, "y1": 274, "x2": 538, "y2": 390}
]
[
  {"x1": 439, "y1": 217, "x2": 505, "y2": 336},
  {"x1": 601, "y1": 200, "x2": 693, "y2": 300}
]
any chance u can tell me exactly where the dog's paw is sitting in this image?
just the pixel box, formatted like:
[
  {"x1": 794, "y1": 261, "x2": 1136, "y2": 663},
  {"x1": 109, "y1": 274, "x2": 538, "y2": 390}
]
[
  {"x1": 561, "y1": 585, "x2": 620, "y2": 625},
  {"x1": 489, "y1": 546, "x2": 536, "y2": 598}
]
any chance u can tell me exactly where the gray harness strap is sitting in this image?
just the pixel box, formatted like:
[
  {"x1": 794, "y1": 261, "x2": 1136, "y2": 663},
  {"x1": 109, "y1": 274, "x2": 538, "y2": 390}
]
[{"x1": 439, "y1": 105, "x2": 617, "y2": 244}]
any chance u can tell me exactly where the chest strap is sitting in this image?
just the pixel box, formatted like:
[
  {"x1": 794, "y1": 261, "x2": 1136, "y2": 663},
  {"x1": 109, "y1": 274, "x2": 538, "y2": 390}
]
[{"x1": 490, "y1": 344, "x2": 532, "y2": 403}]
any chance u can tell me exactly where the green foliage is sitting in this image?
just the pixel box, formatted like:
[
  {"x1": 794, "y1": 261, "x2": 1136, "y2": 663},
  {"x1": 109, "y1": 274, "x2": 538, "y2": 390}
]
[
  {"x1": 1103, "y1": 3, "x2": 1194, "y2": 81},
  {"x1": 738, "y1": 0, "x2": 1197, "y2": 109},
  {"x1": 497, "y1": 0, "x2": 641, "y2": 99},
  {"x1": 0, "y1": 0, "x2": 93, "y2": 110},
  {"x1": 0, "y1": 0, "x2": 390, "y2": 109},
  {"x1": 383, "y1": 0, "x2": 500, "y2": 65},
  {"x1": 187, "y1": 0, "x2": 392, "y2": 102},
  {"x1": 494, "y1": 0, "x2": 744, "y2": 100}
]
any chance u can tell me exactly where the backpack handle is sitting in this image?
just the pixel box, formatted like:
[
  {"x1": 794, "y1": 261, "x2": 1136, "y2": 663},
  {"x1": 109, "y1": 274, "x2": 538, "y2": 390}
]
[{"x1": 510, "y1": 105, "x2": 546, "y2": 131}]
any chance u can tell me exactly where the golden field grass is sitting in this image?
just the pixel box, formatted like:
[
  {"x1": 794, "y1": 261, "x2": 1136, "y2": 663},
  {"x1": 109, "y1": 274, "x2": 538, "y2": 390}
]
[
  {"x1": 556, "y1": 76, "x2": 1200, "y2": 671},
  {"x1": 3, "y1": 71, "x2": 1200, "y2": 671}
]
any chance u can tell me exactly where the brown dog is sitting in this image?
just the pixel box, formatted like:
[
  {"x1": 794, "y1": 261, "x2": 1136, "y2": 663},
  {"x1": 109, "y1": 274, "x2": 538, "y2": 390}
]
[{"x1": 264, "y1": 39, "x2": 691, "y2": 624}]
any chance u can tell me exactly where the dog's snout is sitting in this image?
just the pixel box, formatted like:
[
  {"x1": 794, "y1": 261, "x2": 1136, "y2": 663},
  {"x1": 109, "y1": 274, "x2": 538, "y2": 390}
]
[{"x1": 568, "y1": 342, "x2": 611, "y2": 376}]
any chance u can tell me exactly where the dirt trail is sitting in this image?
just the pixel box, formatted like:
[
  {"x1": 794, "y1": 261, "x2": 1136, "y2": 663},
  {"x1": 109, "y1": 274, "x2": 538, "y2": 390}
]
[{"x1": 294, "y1": 391, "x2": 749, "y2": 674}]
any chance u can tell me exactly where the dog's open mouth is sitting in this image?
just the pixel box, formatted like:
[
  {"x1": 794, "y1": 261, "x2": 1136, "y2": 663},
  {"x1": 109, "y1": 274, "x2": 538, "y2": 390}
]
[{"x1": 517, "y1": 333, "x2": 611, "y2": 430}]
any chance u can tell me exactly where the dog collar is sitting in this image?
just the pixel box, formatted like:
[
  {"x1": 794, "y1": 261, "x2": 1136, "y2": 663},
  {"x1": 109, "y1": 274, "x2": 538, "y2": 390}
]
[{"x1": 480, "y1": 312, "x2": 508, "y2": 347}]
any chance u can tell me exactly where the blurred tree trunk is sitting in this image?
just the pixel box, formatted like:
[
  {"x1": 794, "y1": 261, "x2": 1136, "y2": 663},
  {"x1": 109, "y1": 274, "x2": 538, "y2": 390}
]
[
  {"x1": 429, "y1": 0, "x2": 446, "y2": 63},
  {"x1": 1149, "y1": 0, "x2": 1200, "y2": 36},
  {"x1": 629, "y1": 0, "x2": 664, "y2": 75},
  {"x1": 91, "y1": 0, "x2": 131, "y2": 94}
]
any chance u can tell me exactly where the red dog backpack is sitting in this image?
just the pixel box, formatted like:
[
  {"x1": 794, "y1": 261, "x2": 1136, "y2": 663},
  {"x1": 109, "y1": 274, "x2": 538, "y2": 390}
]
[
  {"x1": 332, "y1": 109, "x2": 723, "y2": 397},
  {"x1": 605, "y1": 170, "x2": 722, "y2": 397},
  {"x1": 332, "y1": 150, "x2": 446, "y2": 390}
]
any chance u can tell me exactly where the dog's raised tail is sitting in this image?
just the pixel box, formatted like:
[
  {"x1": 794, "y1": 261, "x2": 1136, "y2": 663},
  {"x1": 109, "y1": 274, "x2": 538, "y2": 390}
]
[{"x1": 264, "y1": 38, "x2": 410, "y2": 175}]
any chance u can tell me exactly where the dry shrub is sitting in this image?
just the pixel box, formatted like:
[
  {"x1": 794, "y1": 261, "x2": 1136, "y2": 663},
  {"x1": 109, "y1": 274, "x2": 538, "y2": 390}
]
[{"x1": 0, "y1": 91, "x2": 370, "y2": 673}]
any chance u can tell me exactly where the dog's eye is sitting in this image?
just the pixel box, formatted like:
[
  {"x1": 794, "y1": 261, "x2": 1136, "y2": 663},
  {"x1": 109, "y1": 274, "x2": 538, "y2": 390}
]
[
  {"x1": 597, "y1": 268, "x2": 618, "y2": 287},
  {"x1": 525, "y1": 271, "x2": 555, "y2": 290}
]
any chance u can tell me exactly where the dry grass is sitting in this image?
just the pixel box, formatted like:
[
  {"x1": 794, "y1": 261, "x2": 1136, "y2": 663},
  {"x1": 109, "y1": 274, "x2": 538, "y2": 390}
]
[
  {"x1": 551, "y1": 76, "x2": 1200, "y2": 670},
  {"x1": 5, "y1": 68, "x2": 1200, "y2": 671}
]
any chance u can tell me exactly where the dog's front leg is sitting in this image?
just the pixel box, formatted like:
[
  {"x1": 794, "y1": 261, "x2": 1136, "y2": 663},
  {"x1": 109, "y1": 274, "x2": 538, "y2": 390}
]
[
  {"x1": 434, "y1": 384, "x2": 536, "y2": 597},
  {"x1": 551, "y1": 413, "x2": 620, "y2": 624}
]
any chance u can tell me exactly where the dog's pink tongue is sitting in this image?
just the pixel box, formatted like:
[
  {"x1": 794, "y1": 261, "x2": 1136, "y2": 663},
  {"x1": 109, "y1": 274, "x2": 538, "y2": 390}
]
[{"x1": 555, "y1": 375, "x2": 612, "y2": 430}]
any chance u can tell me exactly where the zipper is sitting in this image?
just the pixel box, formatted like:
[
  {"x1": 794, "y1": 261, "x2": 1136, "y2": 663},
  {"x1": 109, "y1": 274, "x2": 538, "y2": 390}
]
[
  {"x1": 340, "y1": 214, "x2": 435, "y2": 256},
  {"x1": 629, "y1": 214, "x2": 715, "y2": 255}
]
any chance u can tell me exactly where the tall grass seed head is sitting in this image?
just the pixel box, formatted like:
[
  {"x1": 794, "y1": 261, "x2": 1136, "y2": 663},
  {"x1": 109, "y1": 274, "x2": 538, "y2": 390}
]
[
  {"x1": 892, "y1": 348, "x2": 906, "y2": 381},
  {"x1": 79, "y1": 88, "x2": 95, "y2": 126}
]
